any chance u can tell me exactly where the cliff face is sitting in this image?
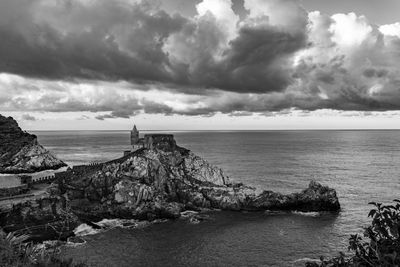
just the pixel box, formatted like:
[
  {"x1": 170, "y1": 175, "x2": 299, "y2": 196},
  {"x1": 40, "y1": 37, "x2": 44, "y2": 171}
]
[
  {"x1": 57, "y1": 144, "x2": 340, "y2": 221},
  {"x1": 0, "y1": 196, "x2": 79, "y2": 242},
  {"x1": 0, "y1": 115, "x2": 66, "y2": 173},
  {"x1": 0, "y1": 140, "x2": 340, "y2": 242}
]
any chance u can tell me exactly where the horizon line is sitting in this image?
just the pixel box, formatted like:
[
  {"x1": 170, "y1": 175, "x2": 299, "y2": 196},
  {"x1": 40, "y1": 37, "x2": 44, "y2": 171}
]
[{"x1": 29, "y1": 128, "x2": 400, "y2": 132}]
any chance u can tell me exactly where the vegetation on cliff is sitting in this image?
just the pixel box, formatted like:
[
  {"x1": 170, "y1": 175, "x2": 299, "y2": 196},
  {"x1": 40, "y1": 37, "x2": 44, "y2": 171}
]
[
  {"x1": 307, "y1": 201, "x2": 400, "y2": 267},
  {"x1": 0, "y1": 114, "x2": 66, "y2": 173},
  {"x1": 0, "y1": 196, "x2": 79, "y2": 242},
  {"x1": 57, "y1": 146, "x2": 340, "y2": 223},
  {"x1": 0, "y1": 229, "x2": 85, "y2": 267},
  {"x1": 0, "y1": 142, "x2": 340, "y2": 242}
]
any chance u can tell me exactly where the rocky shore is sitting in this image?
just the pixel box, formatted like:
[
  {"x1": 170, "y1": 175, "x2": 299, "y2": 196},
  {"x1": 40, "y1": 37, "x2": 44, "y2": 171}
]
[
  {"x1": 0, "y1": 116, "x2": 340, "y2": 242},
  {"x1": 0, "y1": 115, "x2": 66, "y2": 173},
  {"x1": 0, "y1": 138, "x2": 340, "y2": 242}
]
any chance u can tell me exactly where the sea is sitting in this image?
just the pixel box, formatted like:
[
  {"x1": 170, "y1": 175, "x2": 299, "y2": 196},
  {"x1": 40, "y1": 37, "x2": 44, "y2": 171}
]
[{"x1": 32, "y1": 130, "x2": 400, "y2": 267}]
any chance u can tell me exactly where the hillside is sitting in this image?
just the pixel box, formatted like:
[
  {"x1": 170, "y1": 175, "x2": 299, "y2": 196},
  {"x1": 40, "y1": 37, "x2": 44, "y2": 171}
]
[{"x1": 0, "y1": 115, "x2": 66, "y2": 173}]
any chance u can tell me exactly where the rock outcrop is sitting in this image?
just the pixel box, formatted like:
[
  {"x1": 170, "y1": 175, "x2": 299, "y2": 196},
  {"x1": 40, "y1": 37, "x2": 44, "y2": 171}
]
[
  {"x1": 56, "y1": 144, "x2": 340, "y2": 222},
  {"x1": 0, "y1": 196, "x2": 79, "y2": 242},
  {"x1": 0, "y1": 135, "x2": 340, "y2": 242},
  {"x1": 0, "y1": 115, "x2": 66, "y2": 173}
]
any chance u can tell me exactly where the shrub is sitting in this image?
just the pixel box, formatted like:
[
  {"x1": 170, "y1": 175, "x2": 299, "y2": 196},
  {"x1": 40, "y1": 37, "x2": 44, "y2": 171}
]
[
  {"x1": 0, "y1": 231, "x2": 86, "y2": 267},
  {"x1": 307, "y1": 200, "x2": 400, "y2": 267}
]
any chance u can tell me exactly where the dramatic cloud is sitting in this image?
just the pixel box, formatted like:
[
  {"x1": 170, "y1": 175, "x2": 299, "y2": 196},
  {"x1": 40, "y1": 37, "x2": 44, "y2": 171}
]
[
  {"x1": 0, "y1": 0, "x2": 188, "y2": 83},
  {"x1": 0, "y1": 0, "x2": 307, "y2": 94},
  {"x1": 289, "y1": 11, "x2": 400, "y2": 111},
  {"x1": 2, "y1": 0, "x2": 400, "y2": 119}
]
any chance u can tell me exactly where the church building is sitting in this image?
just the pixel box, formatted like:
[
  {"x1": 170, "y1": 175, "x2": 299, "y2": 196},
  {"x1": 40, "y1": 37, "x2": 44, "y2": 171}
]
[
  {"x1": 124, "y1": 123, "x2": 177, "y2": 155},
  {"x1": 130, "y1": 124, "x2": 145, "y2": 151}
]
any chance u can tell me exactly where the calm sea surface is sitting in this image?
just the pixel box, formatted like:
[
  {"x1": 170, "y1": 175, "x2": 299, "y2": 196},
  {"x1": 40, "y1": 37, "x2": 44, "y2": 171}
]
[{"x1": 33, "y1": 130, "x2": 400, "y2": 266}]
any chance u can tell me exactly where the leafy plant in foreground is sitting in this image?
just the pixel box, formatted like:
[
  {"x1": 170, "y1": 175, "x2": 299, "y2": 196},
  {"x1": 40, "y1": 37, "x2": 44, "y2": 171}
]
[
  {"x1": 307, "y1": 200, "x2": 400, "y2": 267},
  {"x1": 0, "y1": 230, "x2": 87, "y2": 267}
]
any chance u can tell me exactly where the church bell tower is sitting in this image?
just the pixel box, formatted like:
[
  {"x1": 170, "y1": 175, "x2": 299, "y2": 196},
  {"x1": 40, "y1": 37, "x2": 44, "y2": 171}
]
[{"x1": 130, "y1": 124, "x2": 139, "y2": 146}]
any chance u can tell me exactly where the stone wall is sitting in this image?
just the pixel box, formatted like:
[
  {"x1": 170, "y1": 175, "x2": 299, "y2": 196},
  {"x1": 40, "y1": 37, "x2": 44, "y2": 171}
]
[
  {"x1": 54, "y1": 163, "x2": 104, "y2": 183},
  {"x1": 72, "y1": 163, "x2": 102, "y2": 173},
  {"x1": 32, "y1": 174, "x2": 55, "y2": 184},
  {"x1": 144, "y1": 134, "x2": 176, "y2": 151},
  {"x1": 0, "y1": 184, "x2": 29, "y2": 197},
  {"x1": 54, "y1": 171, "x2": 72, "y2": 180}
]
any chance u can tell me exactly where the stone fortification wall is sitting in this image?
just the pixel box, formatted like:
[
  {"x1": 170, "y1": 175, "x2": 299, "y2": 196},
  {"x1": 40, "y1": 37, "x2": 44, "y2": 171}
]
[
  {"x1": 32, "y1": 174, "x2": 55, "y2": 184},
  {"x1": 54, "y1": 163, "x2": 104, "y2": 182},
  {"x1": 144, "y1": 134, "x2": 176, "y2": 151},
  {"x1": 72, "y1": 163, "x2": 103, "y2": 173}
]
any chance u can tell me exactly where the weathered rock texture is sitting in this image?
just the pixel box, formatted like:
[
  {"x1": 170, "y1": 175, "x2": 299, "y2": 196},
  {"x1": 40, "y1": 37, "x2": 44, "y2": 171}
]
[
  {"x1": 0, "y1": 136, "x2": 340, "y2": 241},
  {"x1": 0, "y1": 196, "x2": 79, "y2": 242},
  {"x1": 56, "y1": 144, "x2": 340, "y2": 222},
  {"x1": 0, "y1": 115, "x2": 66, "y2": 173}
]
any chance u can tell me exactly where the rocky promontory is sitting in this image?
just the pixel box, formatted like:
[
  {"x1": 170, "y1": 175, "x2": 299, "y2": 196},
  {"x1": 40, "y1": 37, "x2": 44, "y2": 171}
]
[
  {"x1": 0, "y1": 115, "x2": 66, "y2": 173},
  {"x1": 58, "y1": 146, "x2": 340, "y2": 221},
  {"x1": 0, "y1": 133, "x2": 340, "y2": 241}
]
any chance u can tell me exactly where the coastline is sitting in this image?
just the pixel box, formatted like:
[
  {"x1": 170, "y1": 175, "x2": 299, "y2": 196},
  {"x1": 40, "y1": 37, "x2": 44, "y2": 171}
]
[
  {"x1": 0, "y1": 133, "x2": 340, "y2": 243},
  {"x1": 7, "y1": 129, "x2": 399, "y2": 266}
]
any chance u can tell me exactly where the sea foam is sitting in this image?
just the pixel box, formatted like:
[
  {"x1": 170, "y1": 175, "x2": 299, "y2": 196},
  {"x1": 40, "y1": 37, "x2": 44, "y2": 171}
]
[{"x1": 73, "y1": 218, "x2": 154, "y2": 237}]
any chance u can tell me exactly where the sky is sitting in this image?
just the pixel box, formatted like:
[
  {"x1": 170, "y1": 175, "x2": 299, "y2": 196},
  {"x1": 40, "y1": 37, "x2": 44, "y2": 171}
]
[{"x1": 2, "y1": 0, "x2": 400, "y2": 130}]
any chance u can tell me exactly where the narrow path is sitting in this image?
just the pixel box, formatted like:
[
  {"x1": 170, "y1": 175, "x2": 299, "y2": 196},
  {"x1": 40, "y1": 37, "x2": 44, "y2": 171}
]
[{"x1": 0, "y1": 184, "x2": 50, "y2": 210}]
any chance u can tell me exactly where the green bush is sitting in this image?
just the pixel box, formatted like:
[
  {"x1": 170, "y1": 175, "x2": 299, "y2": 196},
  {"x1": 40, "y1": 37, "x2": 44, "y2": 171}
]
[
  {"x1": 0, "y1": 231, "x2": 86, "y2": 267},
  {"x1": 307, "y1": 200, "x2": 400, "y2": 267}
]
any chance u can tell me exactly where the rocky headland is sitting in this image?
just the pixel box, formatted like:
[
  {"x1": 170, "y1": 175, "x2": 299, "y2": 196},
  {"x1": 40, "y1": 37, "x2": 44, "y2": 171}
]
[
  {"x1": 60, "y1": 146, "x2": 340, "y2": 221},
  {"x1": 0, "y1": 114, "x2": 66, "y2": 173},
  {"x1": 0, "y1": 133, "x2": 340, "y2": 242}
]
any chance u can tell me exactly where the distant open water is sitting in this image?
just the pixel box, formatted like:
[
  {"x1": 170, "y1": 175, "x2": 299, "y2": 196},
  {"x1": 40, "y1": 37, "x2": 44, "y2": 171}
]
[{"x1": 33, "y1": 130, "x2": 400, "y2": 267}]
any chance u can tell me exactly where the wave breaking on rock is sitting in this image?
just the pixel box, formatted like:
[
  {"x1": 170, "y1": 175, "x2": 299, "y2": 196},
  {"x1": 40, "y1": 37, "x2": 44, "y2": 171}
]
[{"x1": 0, "y1": 128, "x2": 340, "y2": 242}]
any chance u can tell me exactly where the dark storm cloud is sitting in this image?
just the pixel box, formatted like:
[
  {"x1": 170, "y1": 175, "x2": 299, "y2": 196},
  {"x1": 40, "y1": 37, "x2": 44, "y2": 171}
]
[
  {"x1": 3, "y1": 0, "x2": 400, "y2": 118},
  {"x1": 0, "y1": 0, "x2": 308, "y2": 94},
  {"x1": 188, "y1": 26, "x2": 308, "y2": 93},
  {"x1": 0, "y1": 0, "x2": 187, "y2": 82},
  {"x1": 363, "y1": 68, "x2": 388, "y2": 78}
]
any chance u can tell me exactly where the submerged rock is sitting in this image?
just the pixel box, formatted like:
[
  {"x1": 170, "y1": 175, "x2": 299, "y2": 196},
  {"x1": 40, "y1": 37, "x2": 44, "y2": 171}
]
[{"x1": 0, "y1": 114, "x2": 66, "y2": 173}]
